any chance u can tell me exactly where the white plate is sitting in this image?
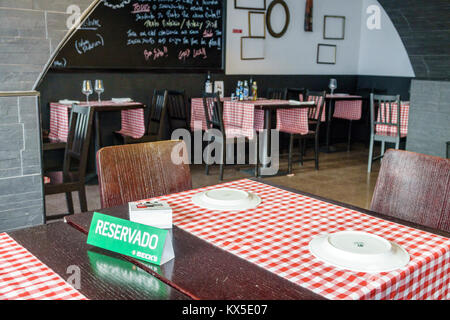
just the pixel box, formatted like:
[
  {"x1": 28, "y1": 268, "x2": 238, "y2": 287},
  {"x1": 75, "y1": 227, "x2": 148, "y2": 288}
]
[
  {"x1": 192, "y1": 188, "x2": 262, "y2": 211},
  {"x1": 309, "y1": 231, "x2": 410, "y2": 273}
]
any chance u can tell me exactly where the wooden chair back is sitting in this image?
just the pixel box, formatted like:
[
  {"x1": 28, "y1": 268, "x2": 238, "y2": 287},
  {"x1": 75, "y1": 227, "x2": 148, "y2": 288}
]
[
  {"x1": 147, "y1": 89, "x2": 168, "y2": 138},
  {"x1": 97, "y1": 140, "x2": 192, "y2": 209},
  {"x1": 166, "y1": 90, "x2": 189, "y2": 131},
  {"x1": 371, "y1": 149, "x2": 450, "y2": 232},
  {"x1": 286, "y1": 88, "x2": 306, "y2": 101},
  {"x1": 202, "y1": 92, "x2": 224, "y2": 135},
  {"x1": 63, "y1": 105, "x2": 94, "y2": 181},
  {"x1": 305, "y1": 90, "x2": 326, "y2": 125},
  {"x1": 370, "y1": 93, "x2": 401, "y2": 137},
  {"x1": 266, "y1": 88, "x2": 287, "y2": 100}
]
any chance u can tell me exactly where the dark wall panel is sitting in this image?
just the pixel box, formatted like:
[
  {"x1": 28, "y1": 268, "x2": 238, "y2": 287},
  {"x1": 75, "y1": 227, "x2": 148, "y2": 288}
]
[{"x1": 379, "y1": 0, "x2": 450, "y2": 80}]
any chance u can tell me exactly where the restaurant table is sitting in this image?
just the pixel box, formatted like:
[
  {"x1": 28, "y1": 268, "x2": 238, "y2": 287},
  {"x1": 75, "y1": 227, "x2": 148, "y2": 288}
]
[
  {"x1": 191, "y1": 98, "x2": 315, "y2": 177},
  {"x1": 324, "y1": 94, "x2": 363, "y2": 153},
  {"x1": 65, "y1": 179, "x2": 449, "y2": 300},
  {"x1": 4, "y1": 222, "x2": 188, "y2": 300},
  {"x1": 48, "y1": 100, "x2": 146, "y2": 178}
]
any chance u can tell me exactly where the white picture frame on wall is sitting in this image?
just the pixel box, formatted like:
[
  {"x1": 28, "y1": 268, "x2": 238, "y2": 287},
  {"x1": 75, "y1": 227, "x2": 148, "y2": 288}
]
[
  {"x1": 241, "y1": 37, "x2": 265, "y2": 60},
  {"x1": 249, "y1": 11, "x2": 266, "y2": 38},
  {"x1": 317, "y1": 44, "x2": 337, "y2": 64},
  {"x1": 235, "y1": 0, "x2": 266, "y2": 10},
  {"x1": 324, "y1": 15, "x2": 346, "y2": 40}
]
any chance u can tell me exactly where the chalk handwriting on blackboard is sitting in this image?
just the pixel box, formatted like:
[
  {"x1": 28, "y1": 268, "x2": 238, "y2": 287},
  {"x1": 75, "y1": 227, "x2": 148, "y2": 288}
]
[
  {"x1": 52, "y1": 0, "x2": 224, "y2": 70},
  {"x1": 103, "y1": 0, "x2": 131, "y2": 10},
  {"x1": 53, "y1": 58, "x2": 67, "y2": 68},
  {"x1": 75, "y1": 34, "x2": 105, "y2": 54}
]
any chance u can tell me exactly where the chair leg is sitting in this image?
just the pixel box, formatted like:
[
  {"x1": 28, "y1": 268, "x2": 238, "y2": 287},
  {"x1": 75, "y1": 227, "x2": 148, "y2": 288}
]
[
  {"x1": 347, "y1": 120, "x2": 353, "y2": 152},
  {"x1": 66, "y1": 192, "x2": 74, "y2": 215},
  {"x1": 254, "y1": 134, "x2": 259, "y2": 177},
  {"x1": 381, "y1": 141, "x2": 386, "y2": 157},
  {"x1": 368, "y1": 136, "x2": 374, "y2": 173},
  {"x1": 288, "y1": 134, "x2": 294, "y2": 174},
  {"x1": 205, "y1": 141, "x2": 211, "y2": 175},
  {"x1": 395, "y1": 139, "x2": 400, "y2": 150},
  {"x1": 78, "y1": 187, "x2": 88, "y2": 213},
  {"x1": 219, "y1": 142, "x2": 225, "y2": 181},
  {"x1": 298, "y1": 138, "x2": 304, "y2": 166},
  {"x1": 315, "y1": 136, "x2": 320, "y2": 170}
]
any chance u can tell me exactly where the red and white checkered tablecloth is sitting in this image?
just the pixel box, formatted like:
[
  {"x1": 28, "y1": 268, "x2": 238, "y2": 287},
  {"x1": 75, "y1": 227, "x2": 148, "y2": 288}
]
[
  {"x1": 375, "y1": 102, "x2": 410, "y2": 137},
  {"x1": 0, "y1": 233, "x2": 87, "y2": 300},
  {"x1": 48, "y1": 101, "x2": 145, "y2": 142},
  {"x1": 147, "y1": 179, "x2": 450, "y2": 300},
  {"x1": 191, "y1": 98, "x2": 293, "y2": 140},
  {"x1": 333, "y1": 100, "x2": 363, "y2": 121}
]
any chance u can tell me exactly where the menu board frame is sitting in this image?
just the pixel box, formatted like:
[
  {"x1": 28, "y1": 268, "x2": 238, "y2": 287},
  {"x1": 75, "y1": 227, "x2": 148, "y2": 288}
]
[{"x1": 51, "y1": 0, "x2": 227, "y2": 73}]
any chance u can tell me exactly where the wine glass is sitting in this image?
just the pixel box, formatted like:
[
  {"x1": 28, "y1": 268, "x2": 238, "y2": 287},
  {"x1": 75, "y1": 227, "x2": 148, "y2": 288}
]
[
  {"x1": 95, "y1": 80, "x2": 104, "y2": 103},
  {"x1": 82, "y1": 80, "x2": 93, "y2": 104},
  {"x1": 329, "y1": 78, "x2": 337, "y2": 95}
]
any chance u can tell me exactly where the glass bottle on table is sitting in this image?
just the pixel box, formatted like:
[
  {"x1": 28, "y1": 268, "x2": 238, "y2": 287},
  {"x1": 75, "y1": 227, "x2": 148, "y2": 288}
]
[
  {"x1": 243, "y1": 80, "x2": 249, "y2": 100},
  {"x1": 205, "y1": 71, "x2": 213, "y2": 94},
  {"x1": 95, "y1": 80, "x2": 104, "y2": 103},
  {"x1": 252, "y1": 81, "x2": 258, "y2": 101},
  {"x1": 82, "y1": 80, "x2": 93, "y2": 104}
]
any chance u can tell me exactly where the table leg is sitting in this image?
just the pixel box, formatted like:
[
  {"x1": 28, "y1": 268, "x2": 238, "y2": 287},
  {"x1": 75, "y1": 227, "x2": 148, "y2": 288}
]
[
  {"x1": 260, "y1": 109, "x2": 272, "y2": 170},
  {"x1": 321, "y1": 99, "x2": 337, "y2": 153}
]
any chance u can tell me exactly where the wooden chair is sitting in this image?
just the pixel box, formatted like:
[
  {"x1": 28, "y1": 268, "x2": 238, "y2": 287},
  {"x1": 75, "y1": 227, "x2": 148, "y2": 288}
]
[
  {"x1": 166, "y1": 90, "x2": 190, "y2": 132},
  {"x1": 97, "y1": 140, "x2": 192, "y2": 209},
  {"x1": 371, "y1": 149, "x2": 450, "y2": 233},
  {"x1": 266, "y1": 88, "x2": 287, "y2": 100},
  {"x1": 286, "y1": 90, "x2": 326, "y2": 172},
  {"x1": 203, "y1": 93, "x2": 259, "y2": 181},
  {"x1": 45, "y1": 105, "x2": 94, "y2": 220},
  {"x1": 368, "y1": 94, "x2": 406, "y2": 172},
  {"x1": 114, "y1": 89, "x2": 168, "y2": 145},
  {"x1": 286, "y1": 88, "x2": 306, "y2": 101}
]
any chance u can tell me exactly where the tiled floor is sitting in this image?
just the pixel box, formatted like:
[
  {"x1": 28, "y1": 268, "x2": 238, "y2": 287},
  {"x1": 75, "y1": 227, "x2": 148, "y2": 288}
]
[{"x1": 45, "y1": 142, "x2": 381, "y2": 219}]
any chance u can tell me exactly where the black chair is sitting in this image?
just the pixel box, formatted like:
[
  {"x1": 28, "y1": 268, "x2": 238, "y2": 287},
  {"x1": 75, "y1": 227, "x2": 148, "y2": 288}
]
[
  {"x1": 286, "y1": 88, "x2": 306, "y2": 101},
  {"x1": 266, "y1": 88, "x2": 287, "y2": 100},
  {"x1": 45, "y1": 105, "x2": 94, "y2": 220},
  {"x1": 286, "y1": 90, "x2": 326, "y2": 173},
  {"x1": 367, "y1": 94, "x2": 406, "y2": 172},
  {"x1": 114, "y1": 89, "x2": 168, "y2": 144},
  {"x1": 166, "y1": 90, "x2": 189, "y2": 132},
  {"x1": 203, "y1": 93, "x2": 259, "y2": 181}
]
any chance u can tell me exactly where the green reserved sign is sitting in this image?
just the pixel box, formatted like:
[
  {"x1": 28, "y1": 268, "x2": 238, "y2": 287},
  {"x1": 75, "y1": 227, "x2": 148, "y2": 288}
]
[{"x1": 87, "y1": 212, "x2": 174, "y2": 266}]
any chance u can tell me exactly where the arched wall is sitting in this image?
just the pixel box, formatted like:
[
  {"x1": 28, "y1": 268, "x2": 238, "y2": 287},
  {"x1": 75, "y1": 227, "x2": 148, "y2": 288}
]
[{"x1": 0, "y1": 0, "x2": 97, "y2": 232}]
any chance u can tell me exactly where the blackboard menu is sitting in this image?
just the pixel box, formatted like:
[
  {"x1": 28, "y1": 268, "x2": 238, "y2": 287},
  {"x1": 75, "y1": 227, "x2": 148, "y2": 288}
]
[{"x1": 52, "y1": 0, "x2": 225, "y2": 71}]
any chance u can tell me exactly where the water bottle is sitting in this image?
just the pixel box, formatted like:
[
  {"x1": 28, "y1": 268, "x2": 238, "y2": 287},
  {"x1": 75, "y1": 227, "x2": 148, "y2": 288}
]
[
  {"x1": 235, "y1": 81, "x2": 240, "y2": 98},
  {"x1": 243, "y1": 81, "x2": 249, "y2": 100}
]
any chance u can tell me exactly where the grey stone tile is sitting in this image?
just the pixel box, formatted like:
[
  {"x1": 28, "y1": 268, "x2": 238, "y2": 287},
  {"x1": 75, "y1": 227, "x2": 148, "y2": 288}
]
[
  {"x1": 0, "y1": 151, "x2": 21, "y2": 170},
  {"x1": 0, "y1": 205, "x2": 44, "y2": 233},
  {"x1": 0, "y1": 124, "x2": 24, "y2": 152},
  {"x1": 0, "y1": 175, "x2": 42, "y2": 197}
]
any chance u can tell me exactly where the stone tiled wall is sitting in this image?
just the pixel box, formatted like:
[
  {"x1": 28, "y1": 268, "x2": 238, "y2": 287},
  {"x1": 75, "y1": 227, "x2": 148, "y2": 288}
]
[
  {"x1": 406, "y1": 80, "x2": 450, "y2": 158},
  {"x1": 0, "y1": 0, "x2": 94, "y2": 91},
  {"x1": 0, "y1": 0, "x2": 95, "y2": 232},
  {"x1": 0, "y1": 94, "x2": 44, "y2": 231}
]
